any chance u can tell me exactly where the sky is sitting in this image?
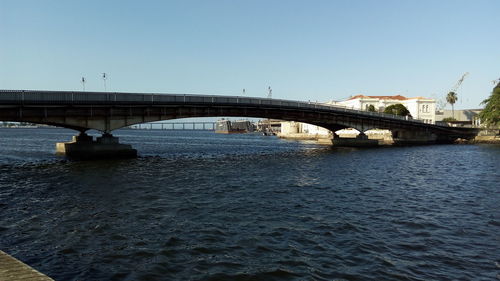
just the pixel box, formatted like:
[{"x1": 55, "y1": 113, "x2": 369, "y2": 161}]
[{"x1": 1, "y1": 0, "x2": 498, "y2": 110}]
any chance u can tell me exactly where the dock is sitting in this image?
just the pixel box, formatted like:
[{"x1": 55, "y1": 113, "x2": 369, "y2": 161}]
[{"x1": 0, "y1": 250, "x2": 53, "y2": 281}]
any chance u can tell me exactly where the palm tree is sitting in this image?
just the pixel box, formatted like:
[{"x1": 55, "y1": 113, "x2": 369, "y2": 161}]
[{"x1": 446, "y1": 91, "x2": 458, "y2": 119}]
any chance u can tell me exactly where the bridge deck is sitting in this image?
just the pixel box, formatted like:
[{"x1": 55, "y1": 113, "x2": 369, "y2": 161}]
[
  {"x1": 0, "y1": 90, "x2": 478, "y2": 138},
  {"x1": 0, "y1": 89, "x2": 420, "y2": 123},
  {"x1": 0, "y1": 251, "x2": 53, "y2": 281}
]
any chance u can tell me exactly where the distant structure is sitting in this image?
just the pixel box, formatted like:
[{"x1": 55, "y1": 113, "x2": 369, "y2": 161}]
[
  {"x1": 81, "y1": 77, "x2": 86, "y2": 91},
  {"x1": 435, "y1": 109, "x2": 482, "y2": 127},
  {"x1": 215, "y1": 119, "x2": 255, "y2": 134}
]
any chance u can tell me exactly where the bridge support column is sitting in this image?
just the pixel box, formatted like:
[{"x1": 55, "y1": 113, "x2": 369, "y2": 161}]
[
  {"x1": 392, "y1": 130, "x2": 437, "y2": 145},
  {"x1": 56, "y1": 132, "x2": 137, "y2": 159},
  {"x1": 332, "y1": 132, "x2": 379, "y2": 147}
]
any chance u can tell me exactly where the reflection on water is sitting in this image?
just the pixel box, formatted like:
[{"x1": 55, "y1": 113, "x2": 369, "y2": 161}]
[{"x1": 0, "y1": 128, "x2": 499, "y2": 280}]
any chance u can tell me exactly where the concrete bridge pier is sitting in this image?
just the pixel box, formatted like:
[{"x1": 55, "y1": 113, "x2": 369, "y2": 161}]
[
  {"x1": 332, "y1": 132, "x2": 379, "y2": 147},
  {"x1": 56, "y1": 132, "x2": 137, "y2": 159},
  {"x1": 392, "y1": 130, "x2": 438, "y2": 145}
]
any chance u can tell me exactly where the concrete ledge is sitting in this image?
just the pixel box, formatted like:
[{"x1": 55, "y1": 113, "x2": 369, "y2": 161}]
[
  {"x1": 332, "y1": 138, "x2": 380, "y2": 147},
  {"x1": 277, "y1": 133, "x2": 323, "y2": 140},
  {"x1": 56, "y1": 133, "x2": 137, "y2": 159},
  {"x1": 56, "y1": 142, "x2": 137, "y2": 159},
  {"x1": 0, "y1": 250, "x2": 54, "y2": 281}
]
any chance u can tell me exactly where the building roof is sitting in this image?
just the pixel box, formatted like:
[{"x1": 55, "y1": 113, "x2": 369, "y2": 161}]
[{"x1": 347, "y1": 94, "x2": 431, "y2": 101}]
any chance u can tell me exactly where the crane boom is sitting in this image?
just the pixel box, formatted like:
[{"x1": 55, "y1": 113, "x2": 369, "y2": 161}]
[{"x1": 450, "y1": 72, "x2": 469, "y2": 93}]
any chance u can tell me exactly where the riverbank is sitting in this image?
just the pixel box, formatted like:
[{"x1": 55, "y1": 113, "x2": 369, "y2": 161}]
[
  {"x1": 469, "y1": 135, "x2": 500, "y2": 144},
  {"x1": 280, "y1": 132, "x2": 500, "y2": 145}
]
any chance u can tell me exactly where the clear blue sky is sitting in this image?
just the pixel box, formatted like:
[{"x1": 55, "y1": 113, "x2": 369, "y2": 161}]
[{"x1": 1, "y1": 0, "x2": 498, "y2": 109}]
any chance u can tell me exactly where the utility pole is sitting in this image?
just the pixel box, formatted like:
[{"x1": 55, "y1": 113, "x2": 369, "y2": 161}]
[
  {"x1": 102, "y1": 73, "x2": 107, "y2": 91},
  {"x1": 81, "y1": 77, "x2": 86, "y2": 91}
]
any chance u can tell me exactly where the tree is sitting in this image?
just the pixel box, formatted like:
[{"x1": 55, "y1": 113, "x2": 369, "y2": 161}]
[
  {"x1": 446, "y1": 91, "x2": 458, "y2": 119},
  {"x1": 366, "y1": 104, "x2": 376, "y2": 112},
  {"x1": 442, "y1": 117, "x2": 457, "y2": 122},
  {"x1": 478, "y1": 82, "x2": 500, "y2": 127},
  {"x1": 384, "y1": 104, "x2": 410, "y2": 116}
]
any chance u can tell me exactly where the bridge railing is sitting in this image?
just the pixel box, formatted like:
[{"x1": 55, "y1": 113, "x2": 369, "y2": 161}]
[{"x1": 0, "y1": 90, "x2": 425, "y2": 125}]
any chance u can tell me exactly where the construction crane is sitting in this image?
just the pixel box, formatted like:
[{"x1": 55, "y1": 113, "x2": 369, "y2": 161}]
[
  {"x1": 446, "y1": 72, "x2": 468, "y2": 119},
  {"x1": 449, "y1": 72, "x2": 469, "y2": 94}
]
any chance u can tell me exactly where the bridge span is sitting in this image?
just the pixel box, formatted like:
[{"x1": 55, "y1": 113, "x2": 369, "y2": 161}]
[{"x1": 0, "y1": 90, "x2": 479, "y2": 158}]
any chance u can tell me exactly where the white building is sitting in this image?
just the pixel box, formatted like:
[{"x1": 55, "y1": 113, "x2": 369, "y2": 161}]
[
  {"x1": 330, "y1": 95, "x2": 436, "y2": 124},
  {"x1": 280, "y1": 94, "x2": 436, "y2": 140}
]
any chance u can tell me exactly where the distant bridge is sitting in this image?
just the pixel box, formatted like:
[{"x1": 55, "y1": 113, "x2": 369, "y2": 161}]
[
  {"x1": 131, "y1": 121, "x2": 215, "y2": 130},
  {"x1": 0, "y1": 90, "x2": 480, "y2": 157}
]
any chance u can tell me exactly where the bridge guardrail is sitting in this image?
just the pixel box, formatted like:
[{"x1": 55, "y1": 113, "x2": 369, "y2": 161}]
[{"x1": 0, "y1": 90, "x2": 426, "y2": 125}]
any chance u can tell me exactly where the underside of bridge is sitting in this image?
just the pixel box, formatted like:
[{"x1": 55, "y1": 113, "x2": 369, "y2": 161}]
[{"x1": 0, "y1": 103, "x2": 479, "y2": 158}]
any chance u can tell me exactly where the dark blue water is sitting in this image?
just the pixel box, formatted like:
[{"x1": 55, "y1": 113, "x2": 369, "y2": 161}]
[{"x1": 1, "y1": 128, "x2": 499, "y2": 280}]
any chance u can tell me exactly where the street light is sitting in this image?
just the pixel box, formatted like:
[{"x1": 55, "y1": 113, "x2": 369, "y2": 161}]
[{"x1": 102, "y1": 73, "x2": 107, "y2": 91}]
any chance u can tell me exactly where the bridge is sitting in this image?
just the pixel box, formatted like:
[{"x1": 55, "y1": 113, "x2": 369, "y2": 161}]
[
  {"x1": 0, "y1": 90, "x2": 478, "y2": 158},
  {"x1": 131, "y1": 121, "x2": 216, "y2": 130}
]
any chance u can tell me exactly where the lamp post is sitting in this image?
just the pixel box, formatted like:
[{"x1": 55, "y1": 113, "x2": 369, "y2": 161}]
[{"x1": 102, "y1": 73, "x2": 107, "y2": 91}]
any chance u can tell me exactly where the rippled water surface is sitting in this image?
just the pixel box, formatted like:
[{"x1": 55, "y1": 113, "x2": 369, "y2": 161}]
[{"x1": 1, "y1": 128, "x2": 499, "y2": 280}]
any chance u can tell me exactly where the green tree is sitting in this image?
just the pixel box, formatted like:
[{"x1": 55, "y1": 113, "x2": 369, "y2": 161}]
[
  {"x1": 384, "y1": 104, "x2": 410, "y2": 116},
  {"x1": 446, "y1": 91, "x2": 458, "y2": 119},
  {"x1": 366, "y1": 104, "x2": 376, "y2": 112},
  {"x1": 478, "y1": 82, "x2": 500, "y2": 127},
  {"x1": 442, "y1": 117, "x2": 457, "y2": 122}
]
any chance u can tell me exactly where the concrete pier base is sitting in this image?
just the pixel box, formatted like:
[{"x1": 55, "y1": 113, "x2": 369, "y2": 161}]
[
  {"x1": 332, "y1": 133, "x2": 380, "y2": 147},
  {"x1": 56, "y1": 133, "x2": 137, "y2": 159},
  {"x1": 392, "y1": 130, "x2": 438, "y2": 146}
]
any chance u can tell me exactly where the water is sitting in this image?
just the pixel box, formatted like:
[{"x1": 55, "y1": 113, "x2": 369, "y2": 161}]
[{"x1": 0, "y1": 128, "x2": 499, "y2": 280}]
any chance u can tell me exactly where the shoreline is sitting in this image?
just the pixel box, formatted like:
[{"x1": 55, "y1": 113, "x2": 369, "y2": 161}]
[{"x1": 278, "y1": 133, "x2": 500, "y2": 145}]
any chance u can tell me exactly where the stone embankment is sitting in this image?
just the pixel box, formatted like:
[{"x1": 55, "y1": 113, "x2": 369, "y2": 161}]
[
  {"x1": 468, "y1": 135, "x2": 500, "y2": 144},
  {"x1": 0, "y1": 250, "x2": 53, "y2": 281},
  {"x1": 278, "y1": 132, "x2": 394, "y2": 146},
  {"x1": 280, "y1": 132, "x2": 500, "y2": 145}
]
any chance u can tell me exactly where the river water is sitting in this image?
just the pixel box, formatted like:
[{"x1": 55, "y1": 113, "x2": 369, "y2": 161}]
[{"x1": 0, "y1": 128, "x2": 499, "y2": 280}]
